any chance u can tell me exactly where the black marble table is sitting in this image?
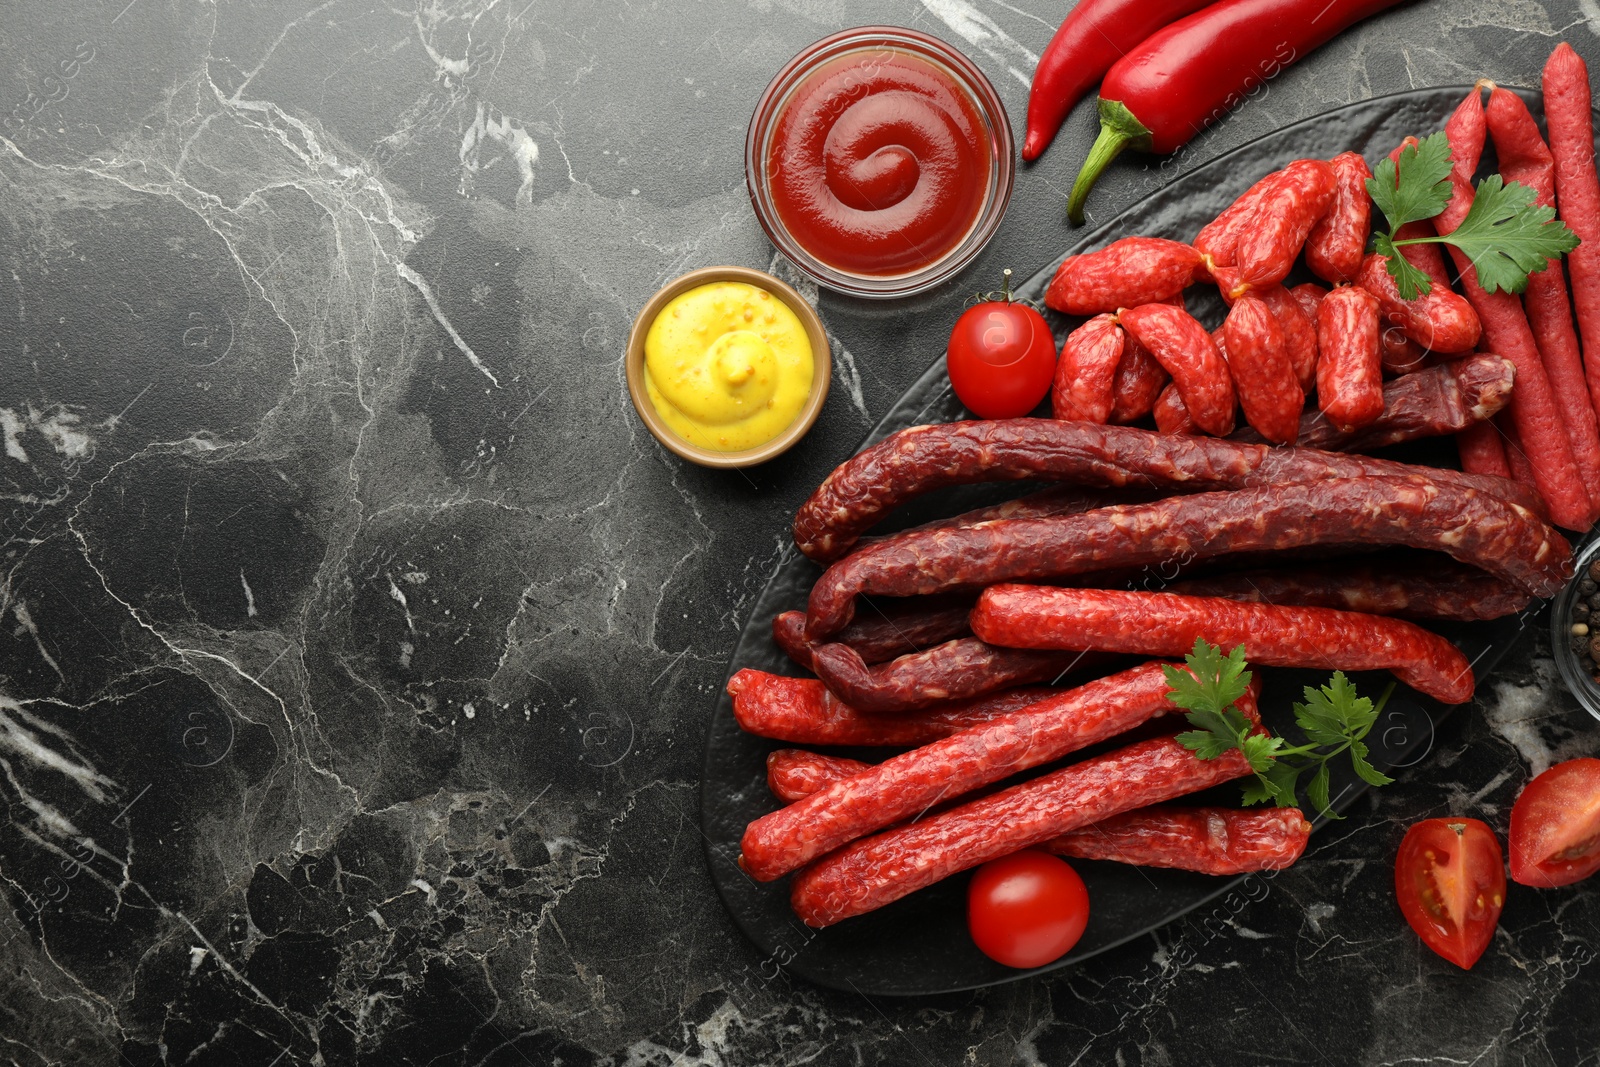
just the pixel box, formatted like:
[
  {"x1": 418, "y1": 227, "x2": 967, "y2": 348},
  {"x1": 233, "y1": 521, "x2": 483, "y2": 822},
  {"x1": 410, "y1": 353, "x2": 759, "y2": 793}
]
[{"x1": 4, "y1": 1, "x2": 1600, "y2": 1063}]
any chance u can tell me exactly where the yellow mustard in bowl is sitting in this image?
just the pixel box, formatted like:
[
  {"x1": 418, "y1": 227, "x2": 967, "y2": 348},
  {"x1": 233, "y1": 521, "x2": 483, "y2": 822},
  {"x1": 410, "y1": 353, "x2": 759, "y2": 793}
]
[{"x1": 643, "y1": 281, "x2": 815, "y2": 453}]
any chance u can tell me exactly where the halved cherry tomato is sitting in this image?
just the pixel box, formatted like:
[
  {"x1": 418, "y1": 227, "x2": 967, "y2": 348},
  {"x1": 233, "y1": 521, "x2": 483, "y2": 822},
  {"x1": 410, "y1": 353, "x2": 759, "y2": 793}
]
[
  {"x1": 947, "y1": 283, "x2": 1058, "y2": 419},
  {"x1": 1509, "y1": 757, "x2": 1600, "y2": 888},
  {"x1": 967, "y1": 849, "x2": 1089, "y2": 968},
  {"x1": 1394, "y1": 818, "x2": 1505, "y2": 970}
]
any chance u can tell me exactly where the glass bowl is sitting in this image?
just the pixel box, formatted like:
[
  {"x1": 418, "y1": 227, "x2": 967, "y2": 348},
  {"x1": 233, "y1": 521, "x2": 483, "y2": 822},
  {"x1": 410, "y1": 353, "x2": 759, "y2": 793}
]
[
  {"x1": 1550, "y1": 532, "x2": 1600, "y2": 719},
  {"x1": 745, "y1": 26, "x2": 1015, "y2": 300}
]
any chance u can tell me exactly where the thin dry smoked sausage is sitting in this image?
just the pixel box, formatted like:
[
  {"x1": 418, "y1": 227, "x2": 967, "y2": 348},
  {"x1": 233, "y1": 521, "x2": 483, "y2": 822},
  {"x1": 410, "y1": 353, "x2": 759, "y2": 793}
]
[
  {"x1": 803, "y1": 477, "x2": 1569, "y2": 640},
  {"x1": 727, "y1": 669, "x2": 1065, "y2": 747},
  {"x1": 970, "y1": 585, "x2": 1475, "y2": 703},
  {"x1": 792, "y1": 420, "x2": 1544, "y2": 562}
]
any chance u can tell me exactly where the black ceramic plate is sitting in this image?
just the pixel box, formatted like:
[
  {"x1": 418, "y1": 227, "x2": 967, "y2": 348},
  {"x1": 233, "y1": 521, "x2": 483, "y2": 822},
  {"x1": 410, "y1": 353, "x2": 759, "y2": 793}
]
[{"x1": 702, "y1": 87, "x2": 1546, "y2": 996}]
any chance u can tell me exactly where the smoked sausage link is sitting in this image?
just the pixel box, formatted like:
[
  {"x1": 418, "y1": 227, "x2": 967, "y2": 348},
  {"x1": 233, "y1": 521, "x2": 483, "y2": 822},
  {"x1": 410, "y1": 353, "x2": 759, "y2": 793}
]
[
  {"x1": 792, "y1": 420, "x2": 1544, "y2": 563},
  {"x1": 1045, "y1": 237, "x2": 1204, "y2": 315},
  {"x1": 970, "y1": 585, "x2": 1475, "y2": 703},
  {"x1": 739, "y1": 662, "x2": 1180, "y2": 882},
  {"x1": 803, "y1": 477, "x2": 1569, "y2": 640},
  {"x1": 727, "y1": 669, "x2": 1065, "y2": 747}
]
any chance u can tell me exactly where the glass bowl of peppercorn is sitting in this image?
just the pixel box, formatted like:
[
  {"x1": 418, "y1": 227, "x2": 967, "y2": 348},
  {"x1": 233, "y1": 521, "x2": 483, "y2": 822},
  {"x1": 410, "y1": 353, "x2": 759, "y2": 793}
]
[{"x1": 1552, "y1": 535, "x2": 1600, "y2": 718}]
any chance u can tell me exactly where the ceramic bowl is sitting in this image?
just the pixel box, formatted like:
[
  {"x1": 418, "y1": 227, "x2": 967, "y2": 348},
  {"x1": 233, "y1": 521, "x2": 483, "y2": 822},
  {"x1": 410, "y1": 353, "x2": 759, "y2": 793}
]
[{"x1": 625, "y1": 266, "x2": 831, "y2": 468}]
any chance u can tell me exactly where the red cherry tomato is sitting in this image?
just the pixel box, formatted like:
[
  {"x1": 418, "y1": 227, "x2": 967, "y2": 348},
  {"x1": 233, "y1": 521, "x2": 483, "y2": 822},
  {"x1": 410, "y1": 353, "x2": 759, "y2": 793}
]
[
  {"x1": 946, "y1": 298, "x2": 1058, "y2": 419},
  {"x1": 967, "y1": 849, "x2": 1089, "y2": 968},
  {"x1": 1394, "y1": 818, "x2": 1505, "y2": 970},
  {"x1": 1509, "y1": 757, "x2": 1600, "y2": 887}
]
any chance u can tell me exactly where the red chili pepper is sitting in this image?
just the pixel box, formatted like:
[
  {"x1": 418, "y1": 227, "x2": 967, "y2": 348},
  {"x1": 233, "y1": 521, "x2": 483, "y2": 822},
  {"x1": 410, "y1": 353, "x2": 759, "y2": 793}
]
[
  {"x1": 1066, "y1": 0, "x2": 1406, "y2": 224},
  {"x1": 1023, "y1": 0, "x2": 1215, "y2": 163}
]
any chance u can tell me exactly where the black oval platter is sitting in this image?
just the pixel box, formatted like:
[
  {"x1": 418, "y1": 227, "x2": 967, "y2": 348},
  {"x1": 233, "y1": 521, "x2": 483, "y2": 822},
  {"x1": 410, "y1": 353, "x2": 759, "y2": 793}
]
[{"x1": 701, "y1": 86, "x2": 1549, "y2": 996}]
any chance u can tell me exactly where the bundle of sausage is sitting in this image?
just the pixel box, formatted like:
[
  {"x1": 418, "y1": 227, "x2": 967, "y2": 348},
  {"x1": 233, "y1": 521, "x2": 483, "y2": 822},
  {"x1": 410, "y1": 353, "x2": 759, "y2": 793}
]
[
  {"x1": 1046, "y1": 71, "x2": 1600, "y2": 535},
  {"x1": 719, "y1": 74, "x2": 1598, "y2": 931}
]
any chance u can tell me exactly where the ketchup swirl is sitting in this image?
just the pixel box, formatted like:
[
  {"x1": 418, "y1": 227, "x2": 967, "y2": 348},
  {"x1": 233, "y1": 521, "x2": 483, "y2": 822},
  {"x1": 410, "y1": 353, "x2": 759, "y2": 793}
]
[{"x1": 768, "y1": 50, "x2": 991, "y2": 277}]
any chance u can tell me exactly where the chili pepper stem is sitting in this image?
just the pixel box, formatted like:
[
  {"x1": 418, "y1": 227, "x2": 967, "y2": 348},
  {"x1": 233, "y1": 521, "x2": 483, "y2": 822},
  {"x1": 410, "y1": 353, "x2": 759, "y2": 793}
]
[{"x1": 1067, "y1": 99, "x2": 1154, "y2": 225}]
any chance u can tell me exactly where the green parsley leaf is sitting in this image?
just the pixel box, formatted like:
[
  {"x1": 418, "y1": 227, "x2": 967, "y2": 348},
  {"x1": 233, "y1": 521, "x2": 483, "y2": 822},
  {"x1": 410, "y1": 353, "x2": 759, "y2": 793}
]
[
  {"x1": 1348, "y1": 737, "x2": 1396, "y2": 788},
  {"x1": 1176, "y1": 727, "x2": 1238, "y2": 762},
  {"x1": 1371, "y1": 231, "x2": 1436, "y2": 300},
  {"x1": 1262, "y1": 759, "x2": 1302, "y2": 808},
  {"x1": 1427, "y1": 174, "x2": 1580, "y2": 294},
  {"x1": 1240, "y1": 774, "x2": 1277, "y2": 807},
  {"x1": 1366, "y1": 132, "x2": 1454, "y2": 233},
  {"x1": 1307, "y1": 762, "x2": 1342, "y2": 821}
]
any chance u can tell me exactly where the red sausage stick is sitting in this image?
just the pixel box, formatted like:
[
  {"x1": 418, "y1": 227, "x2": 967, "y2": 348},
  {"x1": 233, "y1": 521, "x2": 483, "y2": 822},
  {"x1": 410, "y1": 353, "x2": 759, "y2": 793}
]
[
  {"x1": 1230, "y1": 353, "x2": 1515, "y2": 452},
  {"x1": 970, "y1": 585, "x2": 1474, "y2": 703},
  {"x1": 790, "y1": 728, "x2": 1259, "y2": 927},
  {"x1": 738, "y1": 662, "x2": 1182, "y2": 881},
  {"x1": 1435, "y1": 86, "x2": 1591, "y2": 530},
  {"x1": 1119, "y1": 304, "x2": 1237, "y2": 436},
  {"x1": 791, "y1": 420, "x2": 1544, "y2": 562},
  {"x1": 766, "y1": 750, "x2": 1311, "y2": 876},
  {"x1": 1315, "y1": 285, "x2": 1384, "y2": 433},
  {"x1": 1222, "y1": 292, "x2": 1303, "y2": 444},
  {"x1": 808, "y1": 638, "x2": 1094, "y2": 713},
  {"x1": 1543, "y1": 44, "x2": 1600, "y2": 433},
  {"x1": 1256, "y1": 284, "x2": 1320, "y2": 392},
  {"x1": 1236, "y1": 159, "x2": 1337, "y2": 288},
  {"x1": 1053, "y1": 315, "x2": 1125, "y2": 423},
  {"x1": 1045, "y1": 238, "x2": 1204, "y2": 316},
  {"x1": 1306, "y1": 152, "x2": 1373, "y2": 284},
  {"x1": 1166, "y1": 558, "x2": 1532, "y2": 621},
  {"x1": 727, "y1": 669, "x2": 1065, "y2": 747},
  {"x1": 803, "y1": 477, "x2": 1569, "y2": 640},
  {"x1": 1486, "y1": 86, "x2": 1600, "y2": 517}
]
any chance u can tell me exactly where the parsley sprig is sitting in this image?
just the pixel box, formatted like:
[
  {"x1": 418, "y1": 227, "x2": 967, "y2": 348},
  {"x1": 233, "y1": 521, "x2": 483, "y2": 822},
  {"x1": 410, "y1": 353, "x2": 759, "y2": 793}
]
[
  {"x1": 1166, "y1": 640, "x2": 1396, "y2": 820},
  {"x1": 1366, "y1": 130, "x2": 1579, "y2": 300}
]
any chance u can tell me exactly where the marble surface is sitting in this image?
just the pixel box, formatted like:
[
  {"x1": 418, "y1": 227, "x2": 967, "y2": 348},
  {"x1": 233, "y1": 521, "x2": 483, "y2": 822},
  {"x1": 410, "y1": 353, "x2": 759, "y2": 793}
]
[{"x1": 4, "y1": 0, "x2": 1600, "y2": 1063}]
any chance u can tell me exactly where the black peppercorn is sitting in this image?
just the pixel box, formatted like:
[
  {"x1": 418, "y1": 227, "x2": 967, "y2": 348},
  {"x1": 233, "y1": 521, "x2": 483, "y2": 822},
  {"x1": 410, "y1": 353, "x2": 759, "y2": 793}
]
[
  {"x1": 1588, "y1": 560, "x2": 1600, "y2": 583},
  {"x1": 1577, "y1": 602, "x2": 1592, "y2": 622},
  {"x1": 1580, "y1": 577, "x2": 1597, "y2": 597}
]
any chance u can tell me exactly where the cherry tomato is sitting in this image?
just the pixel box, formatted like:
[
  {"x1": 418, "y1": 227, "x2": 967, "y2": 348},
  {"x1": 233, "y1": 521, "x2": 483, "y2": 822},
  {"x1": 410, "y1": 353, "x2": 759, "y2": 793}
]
[
  {"x1": 967, "y1": 849, "x2": 1089, "y2": 968},
  {"x1": 1394, "y1": 818, "x2": 1505, "y2": 970},
  {"x1": 946, "y1": 292, "x2": 1058, "y2": 419},
  {"x1": 1509, "y1": 757, "x2": 1600, "y2": 888}
]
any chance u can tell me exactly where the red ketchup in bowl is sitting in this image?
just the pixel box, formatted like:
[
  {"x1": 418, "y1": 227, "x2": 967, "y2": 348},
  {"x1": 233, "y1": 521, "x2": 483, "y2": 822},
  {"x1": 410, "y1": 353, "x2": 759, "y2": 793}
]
[{"x1": 766, "y1": 49, "x2": 992, "y2": 278}]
